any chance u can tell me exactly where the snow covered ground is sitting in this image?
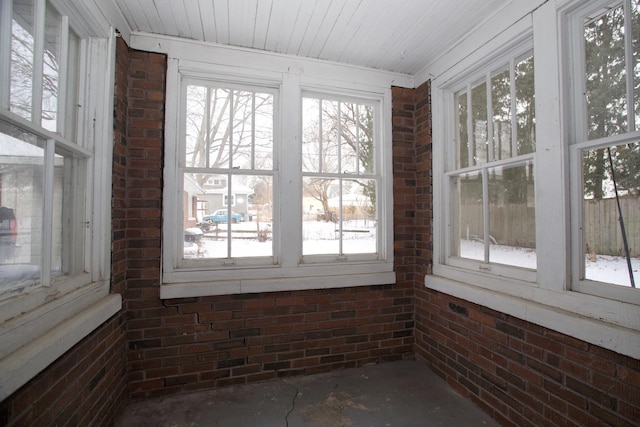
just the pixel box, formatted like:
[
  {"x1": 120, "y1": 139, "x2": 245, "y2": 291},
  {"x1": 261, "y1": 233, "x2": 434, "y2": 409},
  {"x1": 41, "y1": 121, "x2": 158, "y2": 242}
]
[
  {"x1": 461, "y1": 239, "x2": 638, "y2": 287},
  {"x1": 192, "y1": 221, "x2": 638, "y2": 287}
]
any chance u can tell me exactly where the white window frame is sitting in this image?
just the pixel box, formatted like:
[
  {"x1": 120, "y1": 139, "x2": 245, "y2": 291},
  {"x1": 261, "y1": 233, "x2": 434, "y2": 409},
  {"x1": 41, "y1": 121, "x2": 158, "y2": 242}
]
[
  {"x1": 565, "y1": 0, "x2": 640, "y2": 304},
  {"x1": 143, "y1": 34, "x2": 403, "y2": 298},
  {"x1": 0, "y1": 0, "x2": 119, "y2": 401},
  {"x1": 427, "y1": 0, "x2": 639, "y2": 360},
  {"x1": 444, "y1": 45, "x2": 537, "y2": 284},
  {"x1": 300, "y1": 90, "x2": 384, "y2": 264}
]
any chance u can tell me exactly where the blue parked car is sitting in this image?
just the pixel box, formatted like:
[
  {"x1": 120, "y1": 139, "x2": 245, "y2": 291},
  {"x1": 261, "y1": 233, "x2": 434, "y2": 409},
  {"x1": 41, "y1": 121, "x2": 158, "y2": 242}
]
[{"x1": 203, "y1": 209, "x2": 243, "y2": 224}]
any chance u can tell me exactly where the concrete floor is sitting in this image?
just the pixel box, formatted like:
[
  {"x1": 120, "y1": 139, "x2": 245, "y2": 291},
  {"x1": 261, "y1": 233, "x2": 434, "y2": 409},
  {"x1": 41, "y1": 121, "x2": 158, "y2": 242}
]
[{"x1": 116, "y1": 360, "x2": 499, "y2": 427}]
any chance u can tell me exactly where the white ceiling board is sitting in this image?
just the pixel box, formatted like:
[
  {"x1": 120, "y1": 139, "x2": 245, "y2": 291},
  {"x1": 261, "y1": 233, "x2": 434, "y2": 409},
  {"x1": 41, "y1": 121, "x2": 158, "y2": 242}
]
[{"x1": 112, "y1": 0, "x2": 514, "y2": 77}]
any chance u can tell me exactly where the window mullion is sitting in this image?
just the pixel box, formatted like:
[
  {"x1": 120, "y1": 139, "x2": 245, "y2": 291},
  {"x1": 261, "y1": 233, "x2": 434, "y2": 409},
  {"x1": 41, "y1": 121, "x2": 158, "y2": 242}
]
[
  {"x1": 533, "y1": 1, "x2": 567, "y2": 290},
  {"x1": 280, "y1": 72, "x2": 301, "y2": 268},
  {"x1": 0, "y1": 0, "x2": 12, "y2": 108}
]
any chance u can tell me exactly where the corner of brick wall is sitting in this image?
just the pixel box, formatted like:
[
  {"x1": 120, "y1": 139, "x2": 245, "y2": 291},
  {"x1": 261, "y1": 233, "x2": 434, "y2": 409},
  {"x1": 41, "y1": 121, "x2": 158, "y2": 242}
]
[
  {"x1": 122, "y1": 55, "x2": 414, "y2": 400},
  {"x1": 409, "y1": 79, "x2": 640, "y2": 427}
]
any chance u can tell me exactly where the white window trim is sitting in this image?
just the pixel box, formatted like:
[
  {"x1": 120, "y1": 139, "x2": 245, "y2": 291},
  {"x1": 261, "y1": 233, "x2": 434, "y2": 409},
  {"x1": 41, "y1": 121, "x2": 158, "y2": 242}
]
[
  {"x1": 146, "y1": 34, "x2": 407, "y2": 298},
  {"x1": 428, "y1": 0, "x2": 639, "y2": 360},
  {"x1": 564, "y1": 0, "x2": 640, "y2": 304},
  {"x1": 0, "y1": 7, "x2": 119, "y2": 399}
]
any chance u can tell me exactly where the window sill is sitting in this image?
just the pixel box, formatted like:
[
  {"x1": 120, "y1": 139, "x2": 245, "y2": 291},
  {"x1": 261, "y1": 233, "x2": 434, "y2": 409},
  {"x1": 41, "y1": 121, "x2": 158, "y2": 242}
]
[
  {"x1": 425, "y1": 272, "x2": 639, "y2": 360},
  {"x1": 161, "y1": 268, "x2": 396, "y2": 298},
  {"x1": 0, "y1": 293, "x2": 122, "y2": 401}
]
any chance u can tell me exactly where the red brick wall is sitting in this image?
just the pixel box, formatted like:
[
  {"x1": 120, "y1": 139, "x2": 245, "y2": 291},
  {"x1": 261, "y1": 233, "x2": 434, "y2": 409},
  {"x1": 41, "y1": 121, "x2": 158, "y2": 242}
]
[
  {"x1": 123, "y1": 51, "x2": 415, "y2": 399},
  {"x1": 0, "y1": 37, "x2": 132, "y2": 427},
  {"x1": 402, "y1": 80, "x2": 640, "y2": 427}
]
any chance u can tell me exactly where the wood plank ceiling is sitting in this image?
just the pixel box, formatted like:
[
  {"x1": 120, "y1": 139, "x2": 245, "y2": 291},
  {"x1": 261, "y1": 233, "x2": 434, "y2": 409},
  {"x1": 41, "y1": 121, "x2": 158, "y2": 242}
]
[{"x1": 113, "y1": 0, "x2": 512, "y2": 75}]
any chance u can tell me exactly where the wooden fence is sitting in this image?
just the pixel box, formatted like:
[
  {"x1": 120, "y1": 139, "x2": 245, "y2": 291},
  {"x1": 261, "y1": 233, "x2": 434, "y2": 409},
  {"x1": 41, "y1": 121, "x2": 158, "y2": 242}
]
[{"x1": 461, "y1": 198, "x2": 640, "y2": 257}]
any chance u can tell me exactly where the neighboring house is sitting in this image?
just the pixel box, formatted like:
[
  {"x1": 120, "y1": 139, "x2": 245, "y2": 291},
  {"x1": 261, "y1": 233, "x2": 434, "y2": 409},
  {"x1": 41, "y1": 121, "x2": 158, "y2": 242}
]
[{"x1": 200, "y1": 177, "x2": 252, "y2": 222}]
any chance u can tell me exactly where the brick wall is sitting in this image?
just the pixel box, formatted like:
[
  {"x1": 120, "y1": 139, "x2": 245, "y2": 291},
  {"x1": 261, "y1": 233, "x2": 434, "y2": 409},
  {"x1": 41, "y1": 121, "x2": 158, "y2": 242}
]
[
  {"x1": 404, "y1": 80, "x2": 640, "y2": 427},
  {"x1": 123, "y1": 49, "x2": 415, "y2": 399},
  {"x1": 0, "y1": 37, "x2": 132, "y2": 427}
]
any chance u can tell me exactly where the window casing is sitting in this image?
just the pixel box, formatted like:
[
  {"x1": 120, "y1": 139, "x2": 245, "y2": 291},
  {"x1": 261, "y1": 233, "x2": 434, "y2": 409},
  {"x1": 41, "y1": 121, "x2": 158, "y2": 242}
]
[{"x1": 160, "y1": 51, "x2": 396, "y2": 298}]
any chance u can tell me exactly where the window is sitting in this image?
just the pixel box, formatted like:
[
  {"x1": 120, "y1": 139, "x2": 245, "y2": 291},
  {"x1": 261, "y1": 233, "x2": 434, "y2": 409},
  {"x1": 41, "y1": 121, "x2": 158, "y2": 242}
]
[
  {"x1": 180, "y1": 82, "x2": 275, "y2": 263},
  {"x1": 0, "y1": 0, "x2": 117, "y2": 401},
  {"x1": 429, "y1": 0, "x2": 639, "y2": 359},
  {"x1": 160, "y1": 48, "x2": 395, "y2": 298},
  {"x1": 569, "y1": 0, "x2": 640, "y2": 295},
  {"x1": 449, "y1": 52, "x2": 536, "y2": 280},
  {"x1": 302, "y1": 95, "x2": 379, "y2": 260}
]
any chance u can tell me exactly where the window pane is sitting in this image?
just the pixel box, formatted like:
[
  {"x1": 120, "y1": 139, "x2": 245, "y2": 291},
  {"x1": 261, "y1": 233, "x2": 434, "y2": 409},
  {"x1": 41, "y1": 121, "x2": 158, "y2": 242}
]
[
  {"x1": 582, "y1": 143, "x2": 639, "y2": 287},
  {"x1": 302, "y1": 97, "x2": 320, "y2": 173},
  {"x1": 492, "y1": 69, "x2": 512, "y2": 161},
  {"x1": 184, "y1": 173, "x2": 272, "y2": 259},
  {"x1": 472, "y1": 82, "x2": 488, "y2": 166},
  {"x1": 0, "y1": 128, "x2": 44, "y2": 299},
  {"x1": 339, "y1": 103, "x2": 375, "y2": 175},
  {"x1": 232, "y1": 91, "x2": 274, "y2": 170},
  {"x1": 454, "y1": 171, "x2": 484, "y2": 261},
  {"x1": 10, "y1": 0, "x2": 36, "y2": 121},
  {"x1": 303, "y1": 177, "x2": 339, "y2": 255},
  {"x1": 516, "y1": 55, "x2": 536, "y2": 155},
  {"x1": 341, "y1": 179, "x2": 377, "y2": 255},
  {"x1": 487, "y1": 164, "x2": 536, "y2": 269},
  {"x1": 184, "y1": 86, "x2": 232, "y2": 169},
  {"x1": 42, "y1": 2, "x2": 61, "y2": 132},
  {"x1": 254, "y1": 93, "x2": 273, "y2": 170},
  {"x1": 585, "y1": 5, "x2": 628, "y2": 139},
  {"x1": 322, "y1": 100, "x2": 340, "y2": 174},
  {"x1": 456, "y1": 91, "x2": 469, "y2": 168}
]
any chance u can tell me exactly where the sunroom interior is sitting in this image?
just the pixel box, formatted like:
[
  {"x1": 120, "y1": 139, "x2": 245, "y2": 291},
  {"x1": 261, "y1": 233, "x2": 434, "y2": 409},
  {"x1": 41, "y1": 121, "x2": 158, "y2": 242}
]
[{"x1": 0, "y1": 0, "x2": 638, "y2": 426}]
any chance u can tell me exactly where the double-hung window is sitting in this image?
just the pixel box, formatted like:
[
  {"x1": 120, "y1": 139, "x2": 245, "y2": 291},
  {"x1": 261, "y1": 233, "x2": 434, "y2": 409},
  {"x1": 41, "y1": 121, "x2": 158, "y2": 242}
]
[
  {"x1": 180, "y1": 81, "x2": 275, "y2": 265},
  {"x1": 449, "y1": 51, "x2": 536, "y2": 280},
  {"x1": 433, "y1": 37, "x2": 537, "y2": 285},
  {"x1": 0, "y1": 0, "x2": 117, "y2": 400},
  {"x1": 302, "y1": 94, "x2": 380, "y2": 260},
  {"x1": 158, "y1": 43, "x2": 396, "y2": 298},
  {"x1": 567, "y1": 0, "x2": 640, "y2": 300}
]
